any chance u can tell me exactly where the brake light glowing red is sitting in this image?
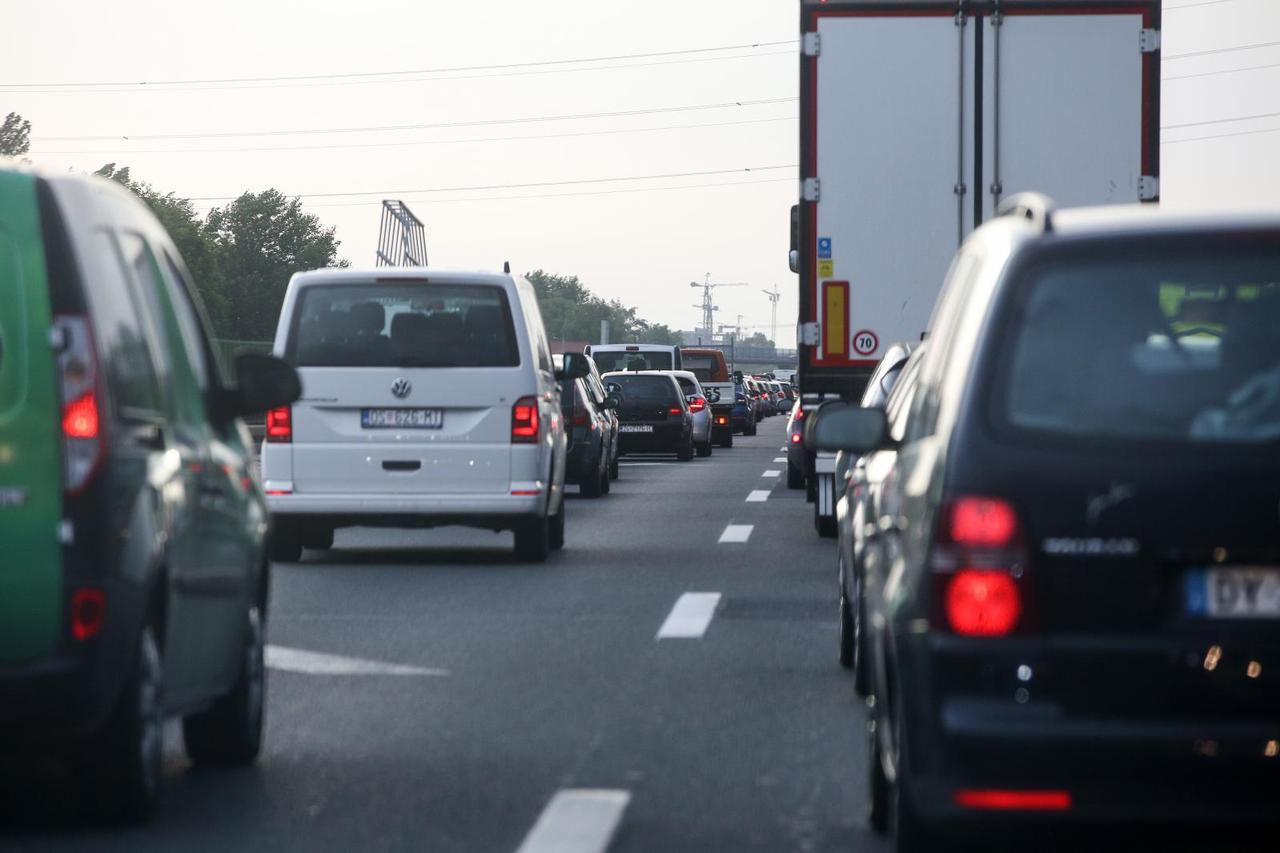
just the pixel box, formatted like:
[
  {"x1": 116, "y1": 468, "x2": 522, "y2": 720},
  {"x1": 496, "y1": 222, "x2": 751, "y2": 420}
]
[
  {"x1": 954, "y1": 789, "x2": 1072, "y2": 812},
  {"x1": 512, "y1": 396, "x2": 539, "y2": 442},
  {"x1": 791, "y1": 433, "x2": 802, "y2": 444},
  {"x1": 689, "y1": 396, "x2": 706, "y2": 413},
  {"x1": 266, "y1": 406, "x2": 292, "y2": 442},
  {"x1": 945, "y1": 569, "x2": 1022, "y2": 637},
  {"x1": 70, "y1": 587, "x2": 106, "y2": 641},
  {"x1": 950, "y1": 497, "x2": 1018, "y2": 547},
  {"x1": 62, "y1": 393, "x2": 99, "y2": 439}
]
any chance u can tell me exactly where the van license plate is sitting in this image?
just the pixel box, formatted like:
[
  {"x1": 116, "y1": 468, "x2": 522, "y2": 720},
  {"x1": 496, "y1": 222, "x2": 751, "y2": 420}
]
[
  {"x1": 361, "y1": 408, "x2": 443, "y2": 429},
  {"x1": 619, "y1": 425, "x2": 654, "y2": 433},
  {"x1": 1186, "y1": 568, "x2": 1280, "y2": 619}
]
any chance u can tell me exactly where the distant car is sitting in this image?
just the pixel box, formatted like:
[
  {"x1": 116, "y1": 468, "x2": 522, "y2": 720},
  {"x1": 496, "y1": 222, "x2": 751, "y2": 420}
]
[
  {"x1": 583, "y1": 356, "x2": 621, "y2": 480},
  {"x1": 732, "y1": 381, "x2": 758, "y2": 436},
  {"x1": 263, "y1": 268, "x2": 569, "y2": 563},
  {"x1": 680, "y1": 347, "x2": 730, "y2": 383},
  {"x1": 560, "y1": 376, "x2": 612, "y2": 498},
  {"x1": 702, "y1": 381, "x2": 736, "y2": 448},
  {"x1": 586, "y1": 343, "x2": 682, "y2": 373},
  {"x1": 810, "y1": 197, "x2": 1280, "y2": 849},
  {"x1": 0, "y1": 165, "x2": 300, "y2": 819},
  {"x1": 666, "y1": 370, "x2": 715, "y2": 457},
  {"x1": 603, "y1": 371, "x2": 695, "y2": 461},
  {"x1": 785, "y1": 400, "x2": 807, "y2": 488}
]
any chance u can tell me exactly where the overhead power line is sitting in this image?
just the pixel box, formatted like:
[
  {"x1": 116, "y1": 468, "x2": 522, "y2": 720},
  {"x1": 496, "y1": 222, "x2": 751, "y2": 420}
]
[
  {"x1": 1, "y1": 39, "x2": 797, "y2": 91},
  {"x1": 30, "y1": 115, "x2": 799, "y2": 157},
  {"x1": 1164, "y1": 61, "x2": 1280, "y2": 81},
  {"x1": 1163, "y1": 109, "x2": 1280, "y2": 130},
  {"x1": 34, "y1": 97, "x2": 798, "y2": 142},
  {"x1": 1164, "y1": 125, "x2": 1280, "y2": 144},
  {"x1": 1163, "y1": 0, "x2": 1238, "y2": 9},
  {"x1": 185, "y1": 164, "x2": 799, "y2": 202},
  {"x1": 1163, "y1": 39, "x2": 1280, "y2": 61}
]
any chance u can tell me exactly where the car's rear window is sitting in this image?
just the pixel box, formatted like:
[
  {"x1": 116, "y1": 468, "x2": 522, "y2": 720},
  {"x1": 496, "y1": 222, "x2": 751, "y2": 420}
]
[
  {"x1": 288, "y1": 283, "x2": 518, "y2": 368},
  {"x1": 592, "y1": 350, "x2": 673, "y2": 372},
  {"x1": 999, "y1": 242, "x2": 1280, "y2": 444},
  {"x1": 606, "y1": 374, "x2": 678, "y2": 404}
]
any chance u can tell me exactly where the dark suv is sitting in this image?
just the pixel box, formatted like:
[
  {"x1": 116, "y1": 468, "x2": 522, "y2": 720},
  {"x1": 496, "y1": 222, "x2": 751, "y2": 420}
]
[
  {"x1": 810, "y1": 196, "x2": 1280, "y2": 850},
  {"x1": 0, "y1": 166, "x2": 299, "y2": 819}
]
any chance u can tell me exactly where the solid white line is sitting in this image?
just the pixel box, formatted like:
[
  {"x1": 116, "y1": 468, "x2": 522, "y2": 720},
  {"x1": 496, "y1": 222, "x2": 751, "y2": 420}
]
[
  {"x1": 515, "y1": 789, "x2": 631, "y2": 853},
  {"x1": 656, "y1": 592, "x2": 722, "y2": 639},
  {"x1": 618, "y1": 461, "x2": 676, "y2": 466},
  {"x1": 762, "y1": 470, "x2": 782, "y2": 478},
  {"x1": 718, "y1": 524, "x2": 753, "y2": 544},
  {"x1": 773, "y1": 456, "x2": 786, "y2": 462},
  {"x1": 746, "y1": 490, "x2": 771, "y2": 503},
  {"x1": 265, "y1": 645, "x2": 450, "y2": 677}
]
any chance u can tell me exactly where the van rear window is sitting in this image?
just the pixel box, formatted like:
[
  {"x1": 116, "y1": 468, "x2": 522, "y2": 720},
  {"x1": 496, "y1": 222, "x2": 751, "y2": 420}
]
[
  {"x1": 605, "y1": 374, "x2": 678, "y2": 404},
  {"x1": 288, "y1": 284, "x2": 518, "y2": 368},
  {"x1": 592, "y1": 350, "x2": 673, "y2": 372},
  {"x1": 1000, "y1": 243, "x2": 1280, "y2": 444}
]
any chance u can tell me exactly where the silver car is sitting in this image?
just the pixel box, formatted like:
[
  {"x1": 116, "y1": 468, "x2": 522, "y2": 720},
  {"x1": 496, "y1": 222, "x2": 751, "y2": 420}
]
[{"x1": 664, "y1": 370, "x2": 715, "y2": 458}]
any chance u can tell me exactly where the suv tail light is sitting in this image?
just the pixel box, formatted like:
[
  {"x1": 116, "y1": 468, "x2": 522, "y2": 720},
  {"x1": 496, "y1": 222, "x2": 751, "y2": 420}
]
[
  {"x1": 512, "y1": 396, "x2": 540, "y2": 442},
  {"x1": 266, "y1": 406, "x2": 293, "y2": 442},
  {"x1": 932, "y1": 497, "x2": 1028, "y2": 637},
  {"x1": 70, "y1": 587, "x2": 106, "y2": 641},
  {"x1": 54, "y1": 316, "x2": 104, "y2": 495},
  {"x1": 688, "y1": 396, "x2": 706, "y2": 413}
]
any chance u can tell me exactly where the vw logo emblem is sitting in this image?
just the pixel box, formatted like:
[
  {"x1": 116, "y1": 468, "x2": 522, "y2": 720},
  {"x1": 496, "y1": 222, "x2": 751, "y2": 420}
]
[{"x1": 391, "y1": 378, "x2": 412, "y2": 399}]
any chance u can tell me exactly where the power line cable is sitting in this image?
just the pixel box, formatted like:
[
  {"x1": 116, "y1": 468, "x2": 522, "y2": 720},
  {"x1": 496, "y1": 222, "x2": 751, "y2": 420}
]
[
  {"x1": 1164, "y1": 61, "x2": 1280, "y2": 81},
  {"x1": 34, "y1": 97, "x2": 797, "y2": 142},
  {"x1": 1163, "y1": 109, "x2": 1280, "y2": 129},
  {"x1": 31, "y1": 115, "x2": 799, "y2": 157},
  {"x1": 1, "y1": 40, "x2": 797, "y2": 91},
  {"x1": 1164, "y1": 124, "x2": 1280, "y2": 144},
  {"x1": 1164, "y1": 39, "x2": 1280, "y2": 61},
  {"x1": 1163, "y1": 0, "x2": 1239, "y2": 9},
  {"x1": 185, "y1": 164, "x2": 799, "y2": 202}
]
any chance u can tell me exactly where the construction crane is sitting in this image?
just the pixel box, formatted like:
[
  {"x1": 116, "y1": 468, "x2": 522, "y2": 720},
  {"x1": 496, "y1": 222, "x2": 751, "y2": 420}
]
[
  {"x1": 690, "y1": 273, "x2": 748, "y2": 339},
  {"x1": 761, "y1": 285, "x2": 781, "y2": 345}
]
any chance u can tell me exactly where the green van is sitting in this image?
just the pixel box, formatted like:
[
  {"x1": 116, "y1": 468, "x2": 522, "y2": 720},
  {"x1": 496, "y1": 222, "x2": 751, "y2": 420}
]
[{"x1": 0, "y1": 164, "x2": 299, "y2": 819}]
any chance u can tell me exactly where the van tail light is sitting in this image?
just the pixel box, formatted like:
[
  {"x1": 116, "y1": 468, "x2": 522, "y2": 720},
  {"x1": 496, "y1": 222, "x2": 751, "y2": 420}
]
[
  {"x1": 688, "y1": 396, "x2": 706, "y2": 414},
  {"x1": 512, "y1": 396, "x2": 540, "y2": 443},
  {"x1": 70, "y1": 587, "x2": 106, "y2": 641},
  {"x1": 54, "y1": 316, "x2": 104, "y2": 495},
  {"x1": 266, "y1": 406, "x2": 293, "y2": 442},
  {"x1": 932, "y1": 497, "x2": 1029, "y2": 637}
]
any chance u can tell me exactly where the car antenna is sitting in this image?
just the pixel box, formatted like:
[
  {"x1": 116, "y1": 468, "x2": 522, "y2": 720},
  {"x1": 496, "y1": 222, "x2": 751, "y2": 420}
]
[{"x1": 503, "y1": 261, "x2": 511, "y2": 274}]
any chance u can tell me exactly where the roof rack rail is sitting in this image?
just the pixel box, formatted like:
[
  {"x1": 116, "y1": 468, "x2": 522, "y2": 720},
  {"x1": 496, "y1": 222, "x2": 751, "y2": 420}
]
[{"x1": 995, "y1": 192, "x2": 1056, "y2": 234}]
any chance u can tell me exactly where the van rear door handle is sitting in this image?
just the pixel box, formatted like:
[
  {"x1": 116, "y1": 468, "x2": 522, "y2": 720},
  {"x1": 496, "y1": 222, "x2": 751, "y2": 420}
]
[{"x1": 382, "y1": 460, "x2": 421, "y2": 472}]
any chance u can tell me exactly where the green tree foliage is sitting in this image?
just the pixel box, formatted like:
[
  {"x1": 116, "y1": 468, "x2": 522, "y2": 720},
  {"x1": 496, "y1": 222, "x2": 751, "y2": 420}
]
[
  {"x1": 203, "y1": 190, "x2": 348, "y2": 340},
  {"x1": 526, "y1": 270, "x2": 682, "y2": 346},
  {"x1": 1, "y1": 112, "x2": 32, "y2": 157},
  {"x1": 743, "y1": 331, "x2": 775, "y2": 349}
]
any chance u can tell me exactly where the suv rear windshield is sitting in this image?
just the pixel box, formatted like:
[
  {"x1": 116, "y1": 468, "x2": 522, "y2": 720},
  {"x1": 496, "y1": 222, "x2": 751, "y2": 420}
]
[
  {"x1": 1000, "y1": 242, "x2": 1280, "y2": 444},
  {"x1": 593, "y1": 350, "x2": 673, "y2": 372},
  {"x1": 606, "y1": 374, "x2": 679, "y2": 404},
  {"x1": 289, "y1": 283, "x2": 518, "y2": 368}
]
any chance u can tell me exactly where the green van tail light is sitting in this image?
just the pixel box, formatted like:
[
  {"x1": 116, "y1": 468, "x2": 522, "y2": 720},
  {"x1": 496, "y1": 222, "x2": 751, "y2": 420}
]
[
  {"x1": 70, "y1": 587, "x2": 106, "y2": 641},
  {"x1": 54, "y1": 316, "x2": 104, "y2": 494}
]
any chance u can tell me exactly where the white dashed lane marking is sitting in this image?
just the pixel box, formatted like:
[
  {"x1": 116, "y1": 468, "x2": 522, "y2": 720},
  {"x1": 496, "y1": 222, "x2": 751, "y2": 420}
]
[
  {"x1": 773, "y1": 457, "x2": 786, "y2": 462},
  {"x1": 746, "y1": 490, "x2": 771, "y2": 503},
  {"x1": 656, "y1": 592, "x2": 722, "y2": 640},
  {"x1": 762, "y1": 470, "x2": 781, "y2": 478},
  {"x1": 515, "y1": 789, "x2": 631, "y2": 853},
  {"x1": 718, "y1": 524, "x2": 753, "y2": 544},
  {"x1": 265, "y1": 646, "x2": 449, "y2": 677}
]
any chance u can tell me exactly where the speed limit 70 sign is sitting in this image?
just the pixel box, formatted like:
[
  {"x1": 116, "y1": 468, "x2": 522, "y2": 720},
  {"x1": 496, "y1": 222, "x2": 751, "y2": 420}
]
[{"x1": 852, "y1": 329, "x2": 879, "y2": 357}]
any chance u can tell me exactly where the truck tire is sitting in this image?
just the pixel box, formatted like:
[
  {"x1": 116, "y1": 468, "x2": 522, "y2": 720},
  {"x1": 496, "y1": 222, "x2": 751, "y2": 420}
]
[{"x1": 183, "y1": 605, "x2": 265, "y2": 767}]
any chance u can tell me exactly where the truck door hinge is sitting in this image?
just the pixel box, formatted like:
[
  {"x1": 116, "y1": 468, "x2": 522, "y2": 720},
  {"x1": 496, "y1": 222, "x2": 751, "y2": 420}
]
[
  {"x1": 799, "y1": 322, "x2": 821, "y2": 346},
  {"x1": 1138, "y1": 175, "x2": 1160, "y2": 201},
  {"x1": 802, "y1": 32, "x2": 820, "y2": 57},
  {"x1": 1139, "y1": 28, "x2": 1161, "y2": 53},
  {"x1": 802, "y1": 177, "x2": 821, "y2": 203}
]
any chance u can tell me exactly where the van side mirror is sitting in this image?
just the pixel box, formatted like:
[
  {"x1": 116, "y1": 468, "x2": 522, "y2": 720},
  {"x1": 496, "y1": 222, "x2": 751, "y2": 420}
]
[
  {"x1": 805, "y1": 400, "x2": 892, "y2": 454},
  {"x1": 789, "y1": 204, "x2": 800, "y2": 273},
  {"x1": 231, "y1": 353, "x2": 301, "y2": 418},
  {"x1": 604, "y1": 394, "x2": 620, "y2": 410}
]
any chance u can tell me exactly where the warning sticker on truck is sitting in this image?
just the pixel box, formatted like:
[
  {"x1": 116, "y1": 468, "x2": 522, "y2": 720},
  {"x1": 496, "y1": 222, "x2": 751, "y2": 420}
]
[{"x1": 818, "y1": 259, "x2": 834, "y2": 278}]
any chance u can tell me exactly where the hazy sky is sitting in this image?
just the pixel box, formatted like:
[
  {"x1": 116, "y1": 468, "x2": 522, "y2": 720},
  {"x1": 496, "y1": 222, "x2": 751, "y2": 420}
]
[{"x1": 4, "y1": 1, "x2": 1276, "y2": 346}]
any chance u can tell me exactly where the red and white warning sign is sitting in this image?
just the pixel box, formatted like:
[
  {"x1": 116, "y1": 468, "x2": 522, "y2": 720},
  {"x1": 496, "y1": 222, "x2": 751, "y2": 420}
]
[{"x1": 852, "y1": 329, "x2": 879, "y2": 357}]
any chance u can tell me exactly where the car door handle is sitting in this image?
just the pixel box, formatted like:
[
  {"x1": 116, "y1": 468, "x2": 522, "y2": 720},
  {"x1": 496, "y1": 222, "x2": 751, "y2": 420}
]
[{"x1": 382, "y1": 460, "x2": 421, "y2": 472}]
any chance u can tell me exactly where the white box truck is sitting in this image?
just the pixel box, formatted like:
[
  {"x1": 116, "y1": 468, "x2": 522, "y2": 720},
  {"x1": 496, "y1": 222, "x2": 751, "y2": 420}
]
[{"x1": 794, "y1": 0, "x2": 1161, "y2": 535}]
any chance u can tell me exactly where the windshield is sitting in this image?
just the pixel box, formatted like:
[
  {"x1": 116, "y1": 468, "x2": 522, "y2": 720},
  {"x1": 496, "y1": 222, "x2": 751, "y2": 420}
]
[
  {"x1": 288, "y1": 284, "x2": 518, "y2": 368},
  {"x1": 591, "y1": 350, "x2": 673, "y2": 372},
  {"x1": 1001, "y1": 248, "x2": 1280, "y2": 443}
]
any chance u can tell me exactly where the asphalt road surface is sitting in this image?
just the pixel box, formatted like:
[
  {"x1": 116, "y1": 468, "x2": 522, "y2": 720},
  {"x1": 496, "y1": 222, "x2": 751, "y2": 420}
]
[{"x1": 0, "y1": 417, "x2": 1266, "y2": 852}]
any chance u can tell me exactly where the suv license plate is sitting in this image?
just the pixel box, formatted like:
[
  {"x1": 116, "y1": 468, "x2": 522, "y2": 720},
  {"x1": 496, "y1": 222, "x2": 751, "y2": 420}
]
[
  {"x1": 361, "y1": 408, "x2": 444, "y2": 429},
  {"x1": 619, "y1": 425, "x2": 654, "y2": 433},
  {"x1": 1186, "y1": 567, "x2": 1280, "y2": 619}
]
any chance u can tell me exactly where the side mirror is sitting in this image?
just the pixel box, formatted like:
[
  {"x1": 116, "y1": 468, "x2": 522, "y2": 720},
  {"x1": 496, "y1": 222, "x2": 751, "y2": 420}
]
[
  {"x1": 232, "y1": 353, "x2": 301, "y2": 417},
  {"x1": 560, "y1": 352, "x2": 591, "y2": 380},
  {"x1": 805, "y1": 400, "x2": 892, "y2": 454},
  {"x1": 604, "y1": 394, "x2": 620, "y2": 410},
  {"x1": 788, "y1": 204, "x2": 800, "y2": 273}
]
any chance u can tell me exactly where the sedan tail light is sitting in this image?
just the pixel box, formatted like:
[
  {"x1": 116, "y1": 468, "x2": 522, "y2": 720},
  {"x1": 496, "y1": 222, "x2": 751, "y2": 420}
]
[
  {"x1": 688, "y1": 396, "x2": 706, "y2": 413},
  {"x1": 932, "y1": 496, "x2": 1029, "y2": 637}
]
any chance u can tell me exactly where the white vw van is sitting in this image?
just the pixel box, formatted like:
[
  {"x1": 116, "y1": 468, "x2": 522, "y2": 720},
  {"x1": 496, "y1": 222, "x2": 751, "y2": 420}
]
[{"x1": 261, "y1": 269, "x2": 572, "y2": 562}]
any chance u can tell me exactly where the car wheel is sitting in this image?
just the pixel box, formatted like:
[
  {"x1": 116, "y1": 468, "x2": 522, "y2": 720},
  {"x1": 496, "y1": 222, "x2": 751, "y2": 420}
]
[
  {"x1": 270, "y1": 518, "x2": 303, "y2": 563},
  {"x1": 82, "y1": 624, "x2": 164, "y2": 822},
  {"x1": 787, "y1": 462, "x2": 804, "y2": 489},
  {"x1": 677, "y1": 436, "x2": 694, "y2": 462},
  {"x1": 600, "y1": 462, "x2": 611, "y2": 495},
  {"x1": 609, "y1": 450, "x2": 620, "y2": 480},
  {"x1": 548, "y1": 496, "x2": 565, "y2": 551},
  {"x1": 514, "y1": 514, "x2": 550, "y2": 562},
  {"x1": 580, "y1": 460, "x2": 603, "y2": 498},
  {"x1": 696, "y1": 440, "x2": 712, "y2": 458},
  {"x1": 853, "y1": 584, "x2": 871, "y2": 698},
  {"x1": 867, "y1": 710, "x2": 890, "y2": 834},
  {"x1": 183, "y1": 604, "x2": 265, "y2": 767},
  {"x1": 745, "y1": 420, "x2": 757, "y2": 437},
  {"x1": 838, "y1": 579, "x2": 855, "y2": 670}
]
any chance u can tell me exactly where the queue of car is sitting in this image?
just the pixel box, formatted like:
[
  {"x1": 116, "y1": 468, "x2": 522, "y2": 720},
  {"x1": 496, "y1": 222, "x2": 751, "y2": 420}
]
[{"x1": 803, "y1": 195, "x2": 1280, "y2": 851}]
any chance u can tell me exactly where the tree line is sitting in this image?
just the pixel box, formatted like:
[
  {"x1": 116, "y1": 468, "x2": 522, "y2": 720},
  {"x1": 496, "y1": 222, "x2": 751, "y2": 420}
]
[{"x1": 4, "y1": 111, "x2": 685, "y2": 347}]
